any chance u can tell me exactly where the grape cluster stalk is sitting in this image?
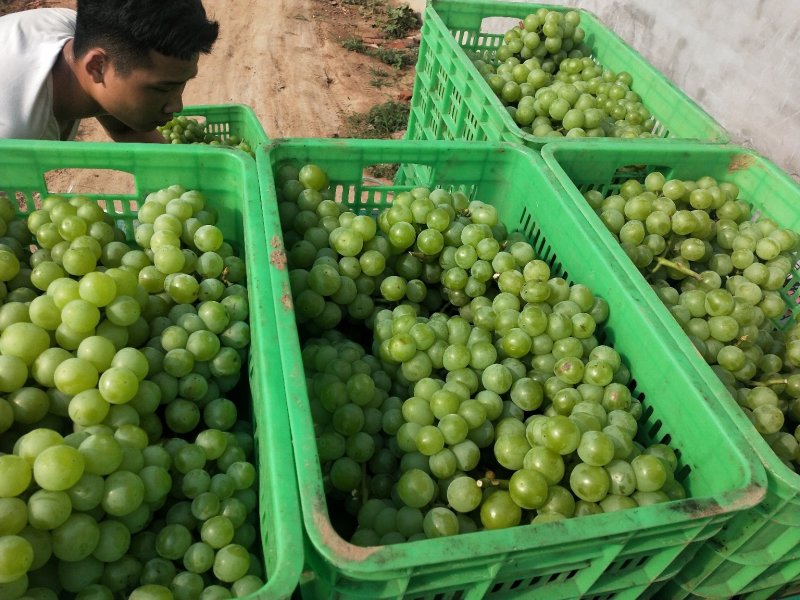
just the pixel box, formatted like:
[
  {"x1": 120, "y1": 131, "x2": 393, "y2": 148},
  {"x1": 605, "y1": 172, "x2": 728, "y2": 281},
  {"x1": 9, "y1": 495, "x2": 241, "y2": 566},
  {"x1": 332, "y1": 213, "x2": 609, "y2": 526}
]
[
  {"x1": 0, "y1": 185, "x2": 263, "y2": 600},
  {"x1": 584, "y1": 171, "x2": 800, "y2": 470},
  {"x1": 470, "y1": 8, "x2": 658, "y2": 139},
  {"x1": 278, "y1": 161, "x2": 685, "y2": 546}
]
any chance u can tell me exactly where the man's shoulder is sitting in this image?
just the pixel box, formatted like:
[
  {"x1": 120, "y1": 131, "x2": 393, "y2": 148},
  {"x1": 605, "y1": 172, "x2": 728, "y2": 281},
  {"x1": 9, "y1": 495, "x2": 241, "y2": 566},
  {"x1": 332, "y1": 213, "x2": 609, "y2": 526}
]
[
  {"x1": 0, "y1": 7, "x2": 77, "y2": 142},
  {"x1": 0, "y1": 7, "x2": 76, "y2": 58},
  {"x1": 0, "y1": 7, "x2": 76, "y2": 31}
]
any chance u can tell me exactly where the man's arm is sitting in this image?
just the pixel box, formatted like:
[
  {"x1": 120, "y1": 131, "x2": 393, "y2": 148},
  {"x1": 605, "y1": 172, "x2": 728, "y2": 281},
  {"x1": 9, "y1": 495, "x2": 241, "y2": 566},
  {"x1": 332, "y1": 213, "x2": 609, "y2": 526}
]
[{"x1": 96, "y1": 114, "x2": 167, "y2": 143}]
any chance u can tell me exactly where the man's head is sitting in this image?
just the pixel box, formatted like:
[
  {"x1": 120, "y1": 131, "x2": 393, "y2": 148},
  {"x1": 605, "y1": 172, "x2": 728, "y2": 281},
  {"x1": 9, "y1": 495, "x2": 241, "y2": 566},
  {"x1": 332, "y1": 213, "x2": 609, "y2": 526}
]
[{"x1": 72, "y1": 0, "x2": 219, "y2": 131}]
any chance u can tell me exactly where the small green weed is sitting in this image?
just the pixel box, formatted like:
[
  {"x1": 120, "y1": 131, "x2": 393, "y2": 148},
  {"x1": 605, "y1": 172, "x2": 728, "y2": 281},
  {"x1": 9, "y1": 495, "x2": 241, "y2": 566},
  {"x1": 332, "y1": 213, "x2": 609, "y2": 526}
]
[
  {"x1": 341, "y1": 36, "x2": 366, "y2": 52},
  {"x1": 345, "y1": 100, "x2": 409, "y2": 139},
  {"x1": 367, "y1": 163, "x2": 400, "y2": 180},
  {"x1": 341, "y1": 36, "x2": 416, "y2": 70},
  {"x1": 381, "y1": 4, "x2": 420, "y2": 38},
  {"x1": 368, "y1": 46, "x2": 416, "y2": 69},
  {"x1": 343, "y1": 0, "x2": 385, "y2": 18},
  {"x1": 369, "y1": 68, "x2": 391, "y2": 88}
]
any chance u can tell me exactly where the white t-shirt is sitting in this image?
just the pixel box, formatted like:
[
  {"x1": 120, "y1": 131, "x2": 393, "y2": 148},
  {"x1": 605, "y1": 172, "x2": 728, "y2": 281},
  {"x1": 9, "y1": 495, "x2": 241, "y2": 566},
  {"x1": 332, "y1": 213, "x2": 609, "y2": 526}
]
[{"x1": 0, "y1": 8, "x2": 79, "y2": 140}]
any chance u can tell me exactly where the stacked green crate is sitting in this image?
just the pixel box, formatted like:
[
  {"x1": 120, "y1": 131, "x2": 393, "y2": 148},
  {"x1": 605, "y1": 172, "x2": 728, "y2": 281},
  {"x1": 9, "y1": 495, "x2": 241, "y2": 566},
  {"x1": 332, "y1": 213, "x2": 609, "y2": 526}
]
[
  {"x1": 0, "y1": 140, "x2": 302, "y2": 600},
  {"x1": 540, "y1": 141, "x2": 800, "y2": 598},
  {"x1": 250, "y1": 137, "x2": 765, "y2": 599},
  {"x1": 405, "y1": 1, "x2": 728, "y2": 149}
]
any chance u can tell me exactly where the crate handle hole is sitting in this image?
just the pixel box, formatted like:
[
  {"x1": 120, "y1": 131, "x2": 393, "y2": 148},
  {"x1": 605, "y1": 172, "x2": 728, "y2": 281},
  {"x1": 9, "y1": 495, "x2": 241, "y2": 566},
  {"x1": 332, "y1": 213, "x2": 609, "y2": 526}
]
[
  {"x1": 44, "y1": 168, "x2": 136, "y2": 197},
  {"x1": 479, "y1": 16, "x2": 524, "y2": 38},
  {"x1": 361, "y1": 163, "x2": 407, "y2": 186}
]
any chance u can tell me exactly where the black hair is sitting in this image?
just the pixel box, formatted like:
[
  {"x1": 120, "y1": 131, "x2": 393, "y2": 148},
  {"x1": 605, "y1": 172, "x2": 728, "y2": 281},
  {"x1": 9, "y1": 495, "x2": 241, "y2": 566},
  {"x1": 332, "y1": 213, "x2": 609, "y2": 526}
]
[{"x1": 73, "y1": 0, "x2": 219, "y2": 73}]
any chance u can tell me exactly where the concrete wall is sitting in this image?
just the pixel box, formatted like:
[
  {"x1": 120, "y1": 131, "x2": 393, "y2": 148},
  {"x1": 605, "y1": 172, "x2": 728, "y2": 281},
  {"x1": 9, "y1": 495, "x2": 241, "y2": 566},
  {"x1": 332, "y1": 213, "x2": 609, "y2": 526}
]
[{"x1": 408, "y1": 0, "x2": 799, "y2": 181}]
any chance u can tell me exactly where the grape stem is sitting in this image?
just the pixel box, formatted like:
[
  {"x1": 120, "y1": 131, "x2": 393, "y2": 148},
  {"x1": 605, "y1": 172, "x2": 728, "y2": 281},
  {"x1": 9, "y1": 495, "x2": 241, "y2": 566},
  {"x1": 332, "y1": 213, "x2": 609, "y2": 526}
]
[
  {"x1": 439, "y1": 300, "x2": 458, "y2": 315},
  {"x1": 749, "y1": 377, "x2": 788, "y2": 387},
  {"x1": 652, "y1": 257, "x2": 702, "y2": 280},
  {"x1": 477, "y1": 475, "x2": 509, "y2": 490}
]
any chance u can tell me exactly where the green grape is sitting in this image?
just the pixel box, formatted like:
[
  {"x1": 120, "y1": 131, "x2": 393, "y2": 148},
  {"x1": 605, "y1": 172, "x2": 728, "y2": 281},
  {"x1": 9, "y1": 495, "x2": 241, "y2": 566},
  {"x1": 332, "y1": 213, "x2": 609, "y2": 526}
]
[
  {"x1": 423, "y1": 507, "x2": 459, "y2": 538},
  {"x1": 415, "y1": 425, "x2": 445, "y2": 456},
  {"x1": 79, "y1": 433, "x2": 123, "y2": 475},
  {"x1": 200, "y1": 515, "x2": 235, "y2": 549},
  {"x1": 109, "y1": 349, "x2": 148, "y2": 382},
  {"x1": 480, "y1": 490, "x2": 521, "y2": 529},
  {"x1": 129, "y1": 584, "x2": 174, "y2": 600},
  {"x1": 105, "y1": 295, "x2": 141, "y2": 327},
  {"x1": 155, "y1": 524, "x2": 193, "y2": 560},
  {"x1": 541, "y1": 415, "x2": 581, "y2": 455},
  {"x1": 51, "y1": 513, "x2": 100, "y2": 562},
  {"x1": 0, "y1": 535, "x2": 33, "y2": 584},
  {"x1": 631, "y1": 454, "x2": 667, "y2": 492},
  {"x1": 509, "y1": 468, "x2": 549, "y2": 510},
  {"x1": 0, "y1": 455, "x2": 31, "y2": 498},
  {"x1": 569, "y1": 462, "x2": 610, "y2": 502},
  {"x1": 212, "y1": 543, "x2": 250, "y2": 583},
  {"x1": 397, "y1": 469, "x2": 435, "y2": 509},
  {"x1": 6, "y1": 386, "x2": 48, "y2": 425},
  {"x1": 0, "y1": 498, "x2": 27, "y2": 536},
  {"x1": 98, "y1": 367, "x2": 139, "y2": 404},
  {"x1": 140, "y1": 465, "x2": 172, "y2": 504},
  {"x1": 577, "y1": 430, "x2": 616, "y2": 466},
  {"x1": 183, "y1": 541, "x2": 215, "y2": 575},
  {"x1": 0, "y1": 322, "x2": 50, "y2": 366},
  {"x1": 102, "y1": 471, "x2": 145, "y2": 517},
  {"x1": 522, "y1": 445, "x2": 564, "y2": 485},
  {"x1": 446, "y1": 476, "x2": 482, "y2": 513},
  {"x1": 92, "y1": 520, "x2": 131, "y2": 563},
  {"x1": 33, "y1": 444, "x2": 85, "y2": 491}
]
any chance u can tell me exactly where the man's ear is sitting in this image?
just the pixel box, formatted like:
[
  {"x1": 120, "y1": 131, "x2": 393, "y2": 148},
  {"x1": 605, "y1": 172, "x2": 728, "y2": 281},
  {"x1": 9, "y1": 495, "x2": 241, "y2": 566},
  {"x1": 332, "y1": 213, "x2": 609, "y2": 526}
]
[{"x1": 83, "y1": 49, "x2": 109, "y2": 84}]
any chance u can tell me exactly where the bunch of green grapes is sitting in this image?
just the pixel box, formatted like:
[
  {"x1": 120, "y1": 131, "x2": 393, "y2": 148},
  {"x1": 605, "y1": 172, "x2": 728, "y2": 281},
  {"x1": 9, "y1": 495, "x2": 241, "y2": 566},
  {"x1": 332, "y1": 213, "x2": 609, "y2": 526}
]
[
  {"x1": 583, "y1": 171, "x2": 800, "y2": 469},
  {"x1": 278, "y1": 163, "x2": 375, "y2": 332},
  {"x1": 300, "y1": 334, "x2": 400, "y2": 500},
  {"x1": 277, "y1": 165, "x2": 456, "y2": 336},
  {"x1": 277, "y1": 161, "x2": 684, "y2": 546},
  {"x1": 470, "y1": 8, "x2": 656, "y2": 139},
  {"x1": 0, "y1": 184, "x2": 262, "y2": 599},
  {"x1": 158, "y1": 116, "x2": 254, "y2": 157}
]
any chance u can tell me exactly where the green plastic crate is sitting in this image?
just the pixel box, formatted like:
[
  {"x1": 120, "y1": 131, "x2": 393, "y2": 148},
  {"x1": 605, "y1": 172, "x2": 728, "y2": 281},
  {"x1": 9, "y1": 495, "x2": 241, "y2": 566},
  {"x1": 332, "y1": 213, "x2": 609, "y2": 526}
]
[
  {"x1": 0, "y1": 139, "x2": 302, "y2": 600},
  {"x1": 539, "y1": 140, "x2": 800, "y2": 599},
  {"x1": 252, "y1": 137, "x2": 765, "y2": 600},
  {"x1": 405, "y1": 1, "x2": 728, "y2": 154},
  {"x1": 177, "y1": 103, "x2": 269, "y2": 152}
]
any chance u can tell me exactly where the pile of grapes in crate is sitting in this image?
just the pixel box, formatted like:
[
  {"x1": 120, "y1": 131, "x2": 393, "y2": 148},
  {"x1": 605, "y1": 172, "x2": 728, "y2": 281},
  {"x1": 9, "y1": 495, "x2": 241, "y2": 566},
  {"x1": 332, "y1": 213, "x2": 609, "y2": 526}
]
[
  {"x1": 582, "y1": 171, "x2": 800, "y2": 469},
  {"x1": 470, "y1": 8, "x2": 656, "y2": 139},
  {"x1": 278, "y1": 162, "x2": 686, "y2": 545},
  {"x1": 158, "y1": 116, "x2": 254, "y2": 157},
  {"x1": 0, "y1": 188, "x2": 264, "y2": 599}
]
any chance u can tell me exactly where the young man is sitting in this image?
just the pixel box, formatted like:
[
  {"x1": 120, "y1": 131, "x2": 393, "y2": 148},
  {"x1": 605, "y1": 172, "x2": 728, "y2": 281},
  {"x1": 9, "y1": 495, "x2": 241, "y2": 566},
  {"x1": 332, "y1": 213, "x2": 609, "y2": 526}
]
[{"x1": 0, "y1": 0, "x2": 219, "y2": 142}]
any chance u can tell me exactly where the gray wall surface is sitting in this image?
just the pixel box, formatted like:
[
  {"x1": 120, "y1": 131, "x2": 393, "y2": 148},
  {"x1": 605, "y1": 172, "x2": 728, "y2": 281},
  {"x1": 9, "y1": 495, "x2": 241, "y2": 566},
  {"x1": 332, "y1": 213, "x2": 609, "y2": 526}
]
[{"x1": 409, "y1": 0, "x2": 799, "y2": 181}]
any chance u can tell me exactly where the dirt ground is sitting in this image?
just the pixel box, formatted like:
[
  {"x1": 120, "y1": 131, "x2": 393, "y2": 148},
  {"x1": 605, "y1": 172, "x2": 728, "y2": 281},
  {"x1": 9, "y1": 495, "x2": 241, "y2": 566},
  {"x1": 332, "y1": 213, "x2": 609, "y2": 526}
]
[{"x1": 0, "y1": 0, "x2": 419, "y2": 191}]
